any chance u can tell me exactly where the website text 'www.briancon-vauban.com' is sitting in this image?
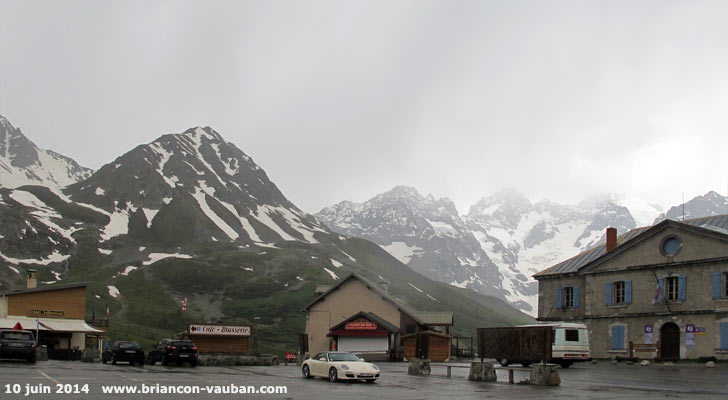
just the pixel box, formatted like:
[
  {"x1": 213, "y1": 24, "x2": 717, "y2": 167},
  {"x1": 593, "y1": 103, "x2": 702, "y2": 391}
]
[{"x1": 101, "y1": 384, "x2": 288, "y2": 395}]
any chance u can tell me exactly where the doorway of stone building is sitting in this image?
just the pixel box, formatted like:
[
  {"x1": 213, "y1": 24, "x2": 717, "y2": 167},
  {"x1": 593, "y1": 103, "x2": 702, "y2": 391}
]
[{"x1": 660, "y1": 322, "x2": 680, "y2": 360}]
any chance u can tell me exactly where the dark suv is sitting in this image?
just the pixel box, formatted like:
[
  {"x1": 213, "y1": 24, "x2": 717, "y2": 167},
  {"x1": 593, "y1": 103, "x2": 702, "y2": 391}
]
[
  {"x1": 0, "y1": 329, "x2": 36, "y2": 363},
  {"x1": 102, "y1": 341, "x2": 144, "y2": 365},
  {"x1": 147, "y1": 339, "x2": 198, "y2": 366}
]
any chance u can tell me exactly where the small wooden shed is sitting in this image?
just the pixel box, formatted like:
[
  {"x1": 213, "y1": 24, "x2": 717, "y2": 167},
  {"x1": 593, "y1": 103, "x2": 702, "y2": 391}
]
[{"x1": 402, "y1": 330, "x2": 452, "y2": 362}]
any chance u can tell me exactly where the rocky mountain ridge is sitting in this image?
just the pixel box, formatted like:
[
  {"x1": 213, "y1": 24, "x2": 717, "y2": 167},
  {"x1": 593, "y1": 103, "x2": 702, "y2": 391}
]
[{"x1": 0, "y1": 115, "x2": 92, "y2": 188}]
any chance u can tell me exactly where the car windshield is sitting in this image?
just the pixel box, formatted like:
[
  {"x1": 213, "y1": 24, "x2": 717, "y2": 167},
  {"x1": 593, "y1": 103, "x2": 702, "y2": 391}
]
[
  {"x1": 172, "y1": 341, "x2": 193, "y2": 347},
  {"x1": 118, "y1": 342, "x2": 139, "y2": 349},
  {"x1": 1, "y1": 331, "x2": 33, "y2": 341},
  {"x1": 328, "y1": 353, "x2": 362, "y2": 362}
]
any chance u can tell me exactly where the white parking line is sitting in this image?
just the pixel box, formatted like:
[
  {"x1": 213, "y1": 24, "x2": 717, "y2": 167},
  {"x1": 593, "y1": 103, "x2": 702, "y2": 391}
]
[
  {"x1": 38, "y1": 370, "x2": 61, "y2": 385},
  {"x1": 114, "y1": 372, "x2": 147, "y2": 384}
]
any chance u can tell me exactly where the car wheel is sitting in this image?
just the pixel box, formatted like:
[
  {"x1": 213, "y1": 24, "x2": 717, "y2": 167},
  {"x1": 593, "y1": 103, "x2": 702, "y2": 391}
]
[
  {"x1": 139, "y1": 359, "x2": 144, "y2": 366},
  {"x1": 27, "y1": 356, "x2": 36, "y2": 364},
  {"x1": 328, "y1": 367, "x2": 338, "y2": 382},
  {"x1": 558, "y1": 361, "x2": 571, "y2": 368},
  {"x1": 111, "y1": 355, "x2": 117, "y2": 365},
  {"x1": 176, "y1": 361, "x2": 183, "y2": 366},
  {"x1": 102, "y1": 359, "x2": 107, "y2": 364},
  {"x1": 497, "y1": 359, "x2": 509, "y2": 367},
  {"x1": 521, "y1": 362, "x2": 531, "y2": 367},
  {"x1": 162, "y1": 356, "x2": 169, "y2": 366},
  {"x1": 365, "y1": 379, "x2": 376, "y2": 384},
  {"x1": 302, "y1": 365, "x2": 312, "y2": 379},
  {"x1": 190, "y1": 361, "x2": 197, "y2": 367}
]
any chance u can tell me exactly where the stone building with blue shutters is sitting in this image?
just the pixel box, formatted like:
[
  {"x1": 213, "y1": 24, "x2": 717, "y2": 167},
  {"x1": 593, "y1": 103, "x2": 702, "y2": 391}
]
[{"x1": 534, "y1": 216, "x2": 728, "y2": 360}]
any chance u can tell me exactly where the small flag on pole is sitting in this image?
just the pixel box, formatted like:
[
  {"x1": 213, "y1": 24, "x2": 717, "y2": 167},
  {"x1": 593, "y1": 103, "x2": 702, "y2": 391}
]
[
  {"x1": 182, "y1": 298, "x2": 188, "y2": 312},
  {"x1": 105, "y1": 303, "x2": 110, "y2": 319}
]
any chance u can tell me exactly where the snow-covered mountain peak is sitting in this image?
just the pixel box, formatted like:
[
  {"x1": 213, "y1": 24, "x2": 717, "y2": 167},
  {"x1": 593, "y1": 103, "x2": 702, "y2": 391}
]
[
  {"x1": 0, "y1": 114, "x2": 93, "y2": 188},
  {"x1": 63, "y1": 125, "x2": 329, "y2": 246},
  {"x1": 655, "y1": 191, "x2": 728, "y2": 223}
]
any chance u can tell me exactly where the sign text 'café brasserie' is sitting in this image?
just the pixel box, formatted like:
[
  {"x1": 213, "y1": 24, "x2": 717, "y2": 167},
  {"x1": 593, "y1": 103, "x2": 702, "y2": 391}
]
[{"x1": 189, "y1": 324, "x2": 251, "y2": 336}]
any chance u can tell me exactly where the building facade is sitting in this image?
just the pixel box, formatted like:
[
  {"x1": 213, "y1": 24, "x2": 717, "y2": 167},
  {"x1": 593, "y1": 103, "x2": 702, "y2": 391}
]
[
  {"x1": 0, "y1": 271, "x2": 103, "y2": 358},
  {"x1": 303, "y1": 273, "x2": 453, "y2": 361},
  {"x1": 535, "y1": 216, "x2": 728, "y2": 360}
]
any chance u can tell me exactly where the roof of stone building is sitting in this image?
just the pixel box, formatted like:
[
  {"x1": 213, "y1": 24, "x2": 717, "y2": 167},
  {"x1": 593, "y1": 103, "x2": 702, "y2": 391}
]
[{"x1": 534, "y1": 214, "x2": 728, "y2": 278}]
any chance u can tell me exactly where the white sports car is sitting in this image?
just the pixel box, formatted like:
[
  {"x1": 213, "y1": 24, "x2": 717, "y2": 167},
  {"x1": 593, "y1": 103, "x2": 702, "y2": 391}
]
[{"x1": 302, "y1": 352, "x2": 380, "y2": 383}]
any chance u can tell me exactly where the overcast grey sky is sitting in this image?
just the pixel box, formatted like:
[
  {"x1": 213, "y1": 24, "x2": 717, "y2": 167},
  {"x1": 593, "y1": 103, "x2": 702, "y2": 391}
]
[{"x1": 1, "y1": 0, "x2": 727, "y2": 214}]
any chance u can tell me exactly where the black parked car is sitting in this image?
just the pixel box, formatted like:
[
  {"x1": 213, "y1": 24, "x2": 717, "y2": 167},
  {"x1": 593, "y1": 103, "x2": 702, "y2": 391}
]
[
  {"x1": 0, "y1": 329, "x2": 36, "y2": 363},
  {"x1": 102, "y1": 341, "x2": 144, "y2": 365},
  {"x1": 147, "y1": 339, "x2": 198, "y2": 367}
]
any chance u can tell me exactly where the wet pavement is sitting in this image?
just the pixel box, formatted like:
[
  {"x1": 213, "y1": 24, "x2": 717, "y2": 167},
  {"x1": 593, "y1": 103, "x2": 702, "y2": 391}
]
[{"x1": 1, "y1": 359, "x2": 726, "y2": 399}]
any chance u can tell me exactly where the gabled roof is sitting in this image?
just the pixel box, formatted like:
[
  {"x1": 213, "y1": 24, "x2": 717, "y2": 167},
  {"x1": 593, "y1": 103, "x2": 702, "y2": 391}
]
[
  {"x1": 328, "y1": 311, "x2": 400, "y2": 333},
  {"x1": 411, "y1": 311, "x2": 453, "y2": 326},
  {"x1": 302, "y1": 273, "x2": 426, "y2": 326},
  {"x1": 0, "y1": 282, "x2": 89, "y2": 296},
  {"x1": 534, "y1": 215, "x2": 728, "y2": 278}
]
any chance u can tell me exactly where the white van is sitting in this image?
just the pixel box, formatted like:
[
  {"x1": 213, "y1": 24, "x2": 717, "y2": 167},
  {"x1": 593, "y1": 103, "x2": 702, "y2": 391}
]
[{"x1": 497, "y1": 322, "x2": 591, "y2": 368}]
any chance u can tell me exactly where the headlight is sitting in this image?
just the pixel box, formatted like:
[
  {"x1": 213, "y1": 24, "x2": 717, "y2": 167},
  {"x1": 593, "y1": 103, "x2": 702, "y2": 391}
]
[
  {"x1": 341, "y1": 364, "x2": 350, "y2": 370},
  {"x1": 372, "y1": 364, "x2": 379, "y2": 371}
]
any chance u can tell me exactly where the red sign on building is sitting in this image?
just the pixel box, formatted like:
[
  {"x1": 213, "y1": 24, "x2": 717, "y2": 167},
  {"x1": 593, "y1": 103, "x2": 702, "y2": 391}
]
[{"x1": 345, "y1": 321, "x2": 377, "y2": 330}]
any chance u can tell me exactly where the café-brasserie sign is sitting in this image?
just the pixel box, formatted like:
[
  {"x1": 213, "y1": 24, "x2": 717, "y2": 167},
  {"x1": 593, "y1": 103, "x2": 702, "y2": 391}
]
[{"x1": 189, "y1": 324, "x2": 251, "y2": 336}]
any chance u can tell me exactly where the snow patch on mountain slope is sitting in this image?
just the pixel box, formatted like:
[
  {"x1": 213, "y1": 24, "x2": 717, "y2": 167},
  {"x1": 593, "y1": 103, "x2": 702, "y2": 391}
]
[
  {"x1": 426, "y1": 219, "x2": 458, "y2": 237},
  {"x1": 192, "y1": 184, "x2": 239, "y2": 240},
  {"x1": 0, "y1": 249, "x2": 70, "y2": 265},
  {"x1": 142, "y1": 208, "x2": 159, "y2": 228},
  {"x1": 270, "y1": 206, "x2": 323, "y2": 243},
  {"x1": 142, "y1": 253, "x2": 193, "y2": 266},
  {"x1": 107, "y1": 285, "x2": 120, "y2": 298},
  {"x1": 408, "y1": 283, "x2": 439, "y2": 302},
  {"x1": 101, "y1": 208, "x2": 130, "y2": 241},
  {"x1": 119, "y1": 266, "x2": 137, "y2": 276},
  {"x1": 380, "y1": 241, "x2": 421, "y2": 264},
  {"x1": 149, "y1": 143, "x2": 177, "y2": 188},
  {"x1": 9, "y1": 190, "x2": 78, "y2": 243},
  {"x1": 323, "y1": 267, "x2": 339, "y2": 280},
  {"x1": 252, "y1": 205, "x2": 297, "y2": 241},
  {"x1": 340, "y1": 251, "x2": 357, "y2": 262}
]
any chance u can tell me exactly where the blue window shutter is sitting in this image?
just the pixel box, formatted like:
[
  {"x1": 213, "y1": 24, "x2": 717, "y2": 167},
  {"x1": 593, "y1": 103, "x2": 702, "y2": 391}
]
[
  {"x1": 678, "y1": 276, "x2": 686, "y2": 301},
  {"x1": 605, "y1": 282, "x2": 613, "y2": 305},
  {"x1": 713, "y1": 272, "x2": 722, "y2": 299},
  {"x1": 721, "y1": 323, "x2": 728, "y2": 350},
  {"x1": 556, "y1": 287, "x2": 563, "y2": 309},
  {"x1": 573, "y1": 286, "x2": 580, "y2": 308},
  {"x1": 625, "y1": 280, "x2": 632, "y2": 304},
  {"x1": 611, "y1": 326, "x2": 624, "y2": 349}
]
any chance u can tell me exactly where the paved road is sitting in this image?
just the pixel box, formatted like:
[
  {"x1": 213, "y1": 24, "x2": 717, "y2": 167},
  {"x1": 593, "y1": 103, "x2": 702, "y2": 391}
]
[{"x1": 1, "y1": 359, "x2": 726, "y2": 399}]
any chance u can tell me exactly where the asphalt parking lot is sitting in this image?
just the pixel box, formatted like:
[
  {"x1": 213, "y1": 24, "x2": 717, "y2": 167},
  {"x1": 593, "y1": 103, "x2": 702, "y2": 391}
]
[{"x1": 1, "y1": 359, "x2": 727, "y2": 399}]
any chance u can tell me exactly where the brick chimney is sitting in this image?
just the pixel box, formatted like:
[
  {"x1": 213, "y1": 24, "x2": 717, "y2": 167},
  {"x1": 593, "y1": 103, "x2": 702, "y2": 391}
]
[
  {"x1": 27, "y1": 269, "x2": 37, "y2": 289},
  {"x1": 606, "y1": 227, "x2": 617, "y2": 252}
]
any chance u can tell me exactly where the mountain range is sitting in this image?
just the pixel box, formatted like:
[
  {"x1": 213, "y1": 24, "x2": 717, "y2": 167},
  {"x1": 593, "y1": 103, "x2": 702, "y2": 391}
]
[
  {"x1": 317, "y1": 187, "x2": 728, "y2": 316},
  {"x1": 0, "y1": 114, "x2": 531, "y2": 352}
]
